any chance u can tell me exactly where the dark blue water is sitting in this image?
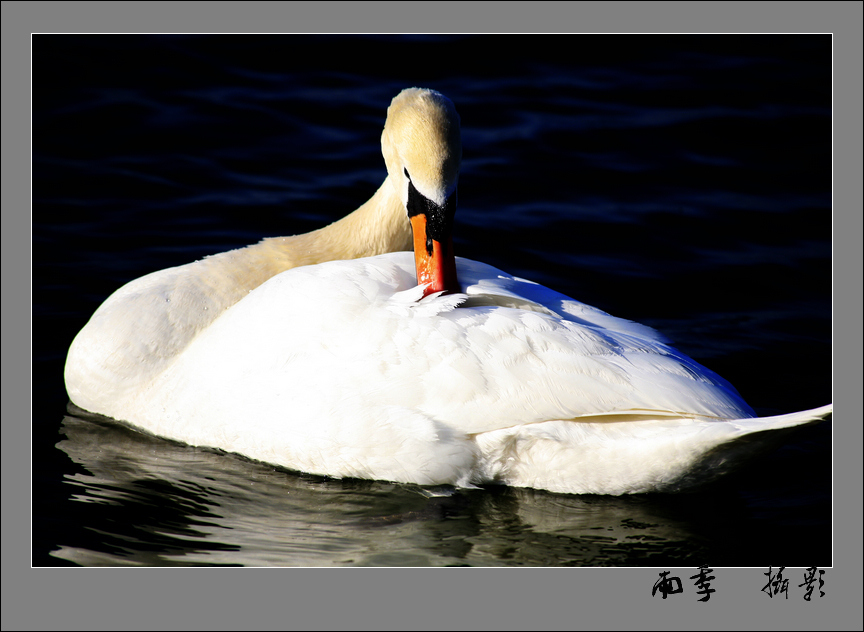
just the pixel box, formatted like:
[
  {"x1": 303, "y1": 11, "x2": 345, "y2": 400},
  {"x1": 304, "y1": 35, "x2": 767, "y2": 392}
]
[{"x1": 32, "y1": 35, "x2": 832, "y2": 567}]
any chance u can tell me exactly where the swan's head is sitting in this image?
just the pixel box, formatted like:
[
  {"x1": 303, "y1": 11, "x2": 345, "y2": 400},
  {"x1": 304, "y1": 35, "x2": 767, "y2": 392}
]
[
  {"x1": 382, "y1": 87, "x2": 461, "y2": 208},
  {"x1": 381, "y1": 88, "x2": 462, "y2": 297}
]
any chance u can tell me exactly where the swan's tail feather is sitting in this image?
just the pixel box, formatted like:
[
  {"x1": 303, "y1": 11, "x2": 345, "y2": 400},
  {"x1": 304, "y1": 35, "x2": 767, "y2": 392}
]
[
  {"x1": 656, "y1": 404, "x2": 832, "y2": 493},
  {"x1": 730, "y1": 404, "x2": 832, "y2": 435}
]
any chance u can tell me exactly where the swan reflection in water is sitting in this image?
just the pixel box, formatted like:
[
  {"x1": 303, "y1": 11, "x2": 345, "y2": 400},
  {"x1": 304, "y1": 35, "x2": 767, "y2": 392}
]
[{"x1": 55, "y1": 411, "x2": 725, "y2": 567}]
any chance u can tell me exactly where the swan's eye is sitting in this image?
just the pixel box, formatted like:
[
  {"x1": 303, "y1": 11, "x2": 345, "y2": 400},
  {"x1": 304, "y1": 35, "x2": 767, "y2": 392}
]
[{"x1": 404, "y1": 168, "x2": 411, "y2": 181}]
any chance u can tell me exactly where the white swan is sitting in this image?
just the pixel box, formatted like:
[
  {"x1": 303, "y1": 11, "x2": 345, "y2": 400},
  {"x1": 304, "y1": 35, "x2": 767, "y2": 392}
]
[{"x1": 65, "y1": 88, "x2": 832, "y2": 496}]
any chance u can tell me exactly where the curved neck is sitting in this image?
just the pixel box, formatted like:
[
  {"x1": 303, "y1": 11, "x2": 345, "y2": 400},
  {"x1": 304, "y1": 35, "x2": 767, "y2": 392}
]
[{"x1": 258, "y1": 175, "x2": 413, "y2": 270}]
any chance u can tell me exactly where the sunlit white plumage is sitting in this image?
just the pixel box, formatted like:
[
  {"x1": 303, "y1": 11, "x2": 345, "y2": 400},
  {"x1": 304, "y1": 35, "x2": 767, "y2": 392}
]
[{"x1": 65, "y1": 88, "x2": 831, "y2": 496}]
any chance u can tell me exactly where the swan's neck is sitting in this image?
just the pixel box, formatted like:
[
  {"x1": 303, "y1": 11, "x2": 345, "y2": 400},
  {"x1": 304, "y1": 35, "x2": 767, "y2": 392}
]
[
  {"x1": 181, "y1": 175, "x2": 411, "y2": 317},
  {"x1": 257, "y1": 174, "x2": 411, "y2": 270}
]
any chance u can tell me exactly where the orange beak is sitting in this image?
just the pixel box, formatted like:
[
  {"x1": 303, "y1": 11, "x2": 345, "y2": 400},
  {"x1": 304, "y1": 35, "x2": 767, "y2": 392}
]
[{"x1": 411, "y1": 214, "x2": 459, "y2": 298}]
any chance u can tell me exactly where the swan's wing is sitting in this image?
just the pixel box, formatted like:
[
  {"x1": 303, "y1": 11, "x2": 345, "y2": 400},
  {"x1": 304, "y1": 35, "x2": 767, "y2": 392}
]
[
  {"x1": 455, "y1": 257, "x2": 671, "y2": 344},
  {"x1": 413, "y1": 294, "x2": 756, "y2": 434}
]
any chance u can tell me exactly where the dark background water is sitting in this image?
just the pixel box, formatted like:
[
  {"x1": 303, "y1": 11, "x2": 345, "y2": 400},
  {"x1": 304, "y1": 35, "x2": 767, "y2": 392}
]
[{"x1": 32, "y1": 34, "x2": 832, "y2": 567}]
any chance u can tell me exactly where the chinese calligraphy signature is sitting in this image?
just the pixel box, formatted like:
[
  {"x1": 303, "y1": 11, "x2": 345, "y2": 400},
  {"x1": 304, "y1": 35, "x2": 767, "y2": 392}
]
[{"x1": 651, "y1": 566, "x2": 826, "y2": 601}]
